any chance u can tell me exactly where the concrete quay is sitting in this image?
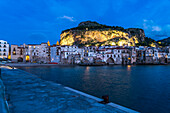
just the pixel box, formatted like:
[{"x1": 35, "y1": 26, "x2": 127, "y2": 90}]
[{"x1": 0, "y1": 66, "x2": 139, "y2": 113}]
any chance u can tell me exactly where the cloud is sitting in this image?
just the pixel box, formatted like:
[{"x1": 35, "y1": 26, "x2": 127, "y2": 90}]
[
  {"x1": 58, "y1": 15, "x2": 75, "y2": 22},
  {"x1": 143, "y1": 19, "x2": 154, "y2": 30},
  {"x1": 143, "y1": 19, "x2": 162, "y2": 32},
  {"x1": 142, "y1": 19, "x2": 167, "y2": 40},
  {"x1": 152, "y1": 26, "x2": 162, "y2": 31}
]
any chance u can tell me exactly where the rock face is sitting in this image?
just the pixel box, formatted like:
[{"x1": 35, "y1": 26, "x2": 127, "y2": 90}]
[{"x1": 60, "y1": 21, "x2": 145, "y2": 46}]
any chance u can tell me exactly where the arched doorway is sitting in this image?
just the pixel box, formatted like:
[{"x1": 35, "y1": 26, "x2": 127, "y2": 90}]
[
  {"x1": 106, "y1": 57, "x2": 114, "y2": 64},
  {"x1": 17, "y1": 57, "x2": 23, "y2": 62},
  {"x1": 26, "y1": 55, "x2": 30, "y2": 62}
]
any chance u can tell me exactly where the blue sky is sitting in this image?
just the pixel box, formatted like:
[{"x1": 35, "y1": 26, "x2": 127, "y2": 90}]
[{"x1": 0, "y1": 0, "x2": 170, "y2": 45}]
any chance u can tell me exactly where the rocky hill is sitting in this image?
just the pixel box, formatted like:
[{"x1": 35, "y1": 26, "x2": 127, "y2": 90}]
[
  {"x1": 60, "y1": 21, "x2": 146, "y2": 47},
  {"x1": 157, "y1": 37, "x2": 170, "y2": 46}
]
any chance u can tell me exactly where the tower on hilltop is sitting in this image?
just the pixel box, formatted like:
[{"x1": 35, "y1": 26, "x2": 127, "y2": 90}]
[{"x1": 56, "y1": 41, "x2": 60, "y2": 46}]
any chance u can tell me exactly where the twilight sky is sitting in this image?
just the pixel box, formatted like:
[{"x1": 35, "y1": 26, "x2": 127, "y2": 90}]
[{"x1": 0, "y1": 0, "x2": 170, "y2": 45}]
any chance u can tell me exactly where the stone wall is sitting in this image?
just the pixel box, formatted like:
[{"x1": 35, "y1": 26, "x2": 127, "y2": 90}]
[{"x1": 0, "y1": 69, "x2": 9, "y2": 113}]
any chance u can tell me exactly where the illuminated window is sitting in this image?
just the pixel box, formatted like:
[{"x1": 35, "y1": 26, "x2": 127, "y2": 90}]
[
  {"x1": 26, "y1": 55, "x2": 30, "y2": 61},
  {"x1": 13, "y1": 48, "x2": 16, "y2": 55}
]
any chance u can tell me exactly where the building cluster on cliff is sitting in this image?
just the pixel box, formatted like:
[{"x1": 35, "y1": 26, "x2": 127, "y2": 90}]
[{"x1": 1, "y1": 40, "x2": 170, "y2": 65}]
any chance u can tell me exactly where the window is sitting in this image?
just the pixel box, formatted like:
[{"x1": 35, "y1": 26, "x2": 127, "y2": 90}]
[
  {"x1": 107, "y1": 55, "x2": 109, "y2": 57},
  {"x1": 20, "y1": 49, "x2": 23, "y2": 55},
  {"x1": 4, "y1": 45, "x2": 6, "y2": 47},
  {"x1": 3, "y1": 49, "x2": 6, "y2": 52},
  {"x1": 13, "y1": 48, "x2": 16, "y2": 55},
  {"x1": 0, "y1": 49, "x2": 1, "y2": 51},
  {"x1": 0, "y1": 45, "x2": 1, "y2": 47},
  {"x1": 4, "y1": 42, "x2": 6, "y2": 44},
  {"x1": 3, "y1": 53, "x2": 6, "y2": 56},
  {"x1": 0, "y1": 53, "x2": 1, "y2": 56}
]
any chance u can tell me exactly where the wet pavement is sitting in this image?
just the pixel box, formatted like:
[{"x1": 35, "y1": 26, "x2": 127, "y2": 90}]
[{"x1": 1, "y1": 67, "x2": 138, "y2": 113}]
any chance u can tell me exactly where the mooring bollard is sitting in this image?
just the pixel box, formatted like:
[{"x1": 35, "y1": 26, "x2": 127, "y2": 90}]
[
  {"x1": 102, "y1": 95, "x2": 109, "y2": 103},
  {"x1": 99, "y1": 95, "x2": 109, "y2": 104}
]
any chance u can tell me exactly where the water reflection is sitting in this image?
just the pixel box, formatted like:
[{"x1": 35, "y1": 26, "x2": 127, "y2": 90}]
[
  {"x1": 127, "y1": 65, "x2": 131, "y2": 71},
  {"x1": 83, "y1": 66, "x2": 90, "y2": 80}
]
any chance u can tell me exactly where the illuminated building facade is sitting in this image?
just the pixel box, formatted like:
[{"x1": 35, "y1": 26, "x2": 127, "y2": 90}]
[
  {"x1": 11, "y1": 43, "x2": 50, "y2": 63},
  {"x1": 11, "y1": 45, "x2": 24, "y2": 62}
]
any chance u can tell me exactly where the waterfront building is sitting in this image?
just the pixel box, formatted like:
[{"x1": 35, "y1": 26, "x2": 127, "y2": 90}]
[
  {"x1": 0, "y1": 40, "x2": 9, "y2": 59},
  {"x1": 121, "y1": 48, "x2": 131, "y2": 65},
  {"x1": 50, "y1": 45, "x2": 84, "y2": 64},
  {"x1": 130, "y1": 47, "x2": 137, "y2": 64},
  {"x1": 11, "y1": 43, "x2": 50, "y2": 63},
  {"x1": 158, "y1": 50, "x2": 167, "y2": 64},
  {"x1": 50, "y1": 45, "x2": 61, "y2": 63},
  {"x1": 11, "y1": 45, "x2": 24, "y2": 62},
  {"x1": 84, "y1": 46, "x2": 98, "y2": 57},
  {"x1": 145, "y1": 48, "x2": 154, "y2": 64},
  {"x1": 153, "y1": 48, "x2": 159, "y2": 64},
  {"x1": 136, "y1": 46, "x2": 146, "y2": 64},
  {"x1": 82, "y1": 56, "x2": 94, "y2": 64},
  {"x1": 26, "y1": 43, "x2": 50, "y2": 63},
  {"x1": 9, "y1": 43, "x2": 170, "y2": 65},
  {"x1": 167, "y1": 47, "x2": 170, "y2": 63}
]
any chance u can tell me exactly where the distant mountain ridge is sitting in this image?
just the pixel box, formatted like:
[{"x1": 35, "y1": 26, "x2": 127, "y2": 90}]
[{"x1": 157, "y1": 37, "x2": 170, "y2": 46}]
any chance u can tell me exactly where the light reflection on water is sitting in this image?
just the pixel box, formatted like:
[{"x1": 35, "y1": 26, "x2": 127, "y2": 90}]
[{"x1": 19, "y1": 65, "x2": 170, "y2": 113}]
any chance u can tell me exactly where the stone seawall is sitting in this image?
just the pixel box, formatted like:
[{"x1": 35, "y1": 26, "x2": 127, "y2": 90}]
[{"x1": 0, "y1": 69, "x2": 9, "y2": 113}]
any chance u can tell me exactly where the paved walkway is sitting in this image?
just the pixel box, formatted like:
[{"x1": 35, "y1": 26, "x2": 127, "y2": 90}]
[{"x1": 1, "y1": 67, "x2": 138, "y2": 113}]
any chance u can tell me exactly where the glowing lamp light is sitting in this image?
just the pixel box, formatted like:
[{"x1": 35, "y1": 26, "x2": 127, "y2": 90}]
[{"x1": 8, "y1": 55, "x2": 11, "y2": 59}]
